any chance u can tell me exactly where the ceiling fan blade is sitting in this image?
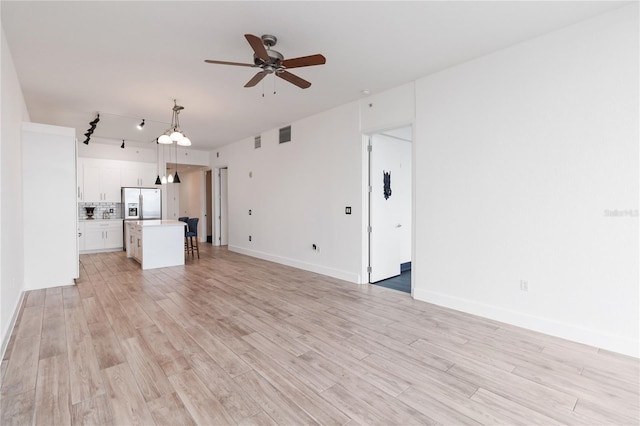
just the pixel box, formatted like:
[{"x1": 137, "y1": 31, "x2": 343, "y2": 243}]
[
  {"x1": 277, "y1": 71, "x2": 311, "y2": 89},
  {"x1": 245, "y1": 71, "x2": 267, "y2": 88},
  {"x1": 245, "y1": 34, "x2": 269, "y2": 63},
  {"x1": 282, "y1": 54, "x2": 326, "y2": 69},
  {"x1": 205, "y1": 59, "x2": 255, "y2": 67}
]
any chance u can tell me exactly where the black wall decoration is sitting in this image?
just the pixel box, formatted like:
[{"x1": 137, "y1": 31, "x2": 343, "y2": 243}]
[{"x1": 383, "y1": 170, "x2": 392, "y2": 200}]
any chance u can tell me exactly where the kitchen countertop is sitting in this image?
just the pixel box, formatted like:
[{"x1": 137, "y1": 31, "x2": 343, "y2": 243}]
[
  {"x1": 79, "y1": 218, "x2": 123, "y2": 222},
  {"x1": 126, "y1": 220, "x2": 186, "y2": 227}
]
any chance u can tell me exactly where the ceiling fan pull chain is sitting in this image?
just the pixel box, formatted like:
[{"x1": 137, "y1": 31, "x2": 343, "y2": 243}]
[{"x1": 273, "y1": 75, "x2": 277, "y2": 95}]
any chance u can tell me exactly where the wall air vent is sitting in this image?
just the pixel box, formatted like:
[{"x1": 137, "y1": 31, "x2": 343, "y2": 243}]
[
  {"x1": 254, "y1": 135, "x2": 261, "y2": 149},
  {"x1": 279, "y1": 125, "x2": 291, "y2": 144}
]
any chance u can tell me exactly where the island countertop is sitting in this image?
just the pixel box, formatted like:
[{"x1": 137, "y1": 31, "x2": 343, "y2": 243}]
[{"x1": 126, "y1": 220, "x2": 186, "y2": 227}]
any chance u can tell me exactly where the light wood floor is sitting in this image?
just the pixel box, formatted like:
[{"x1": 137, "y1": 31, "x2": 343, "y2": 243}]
[{"x1": 1, "y1": 245, "x2": 638, "y2": 425}]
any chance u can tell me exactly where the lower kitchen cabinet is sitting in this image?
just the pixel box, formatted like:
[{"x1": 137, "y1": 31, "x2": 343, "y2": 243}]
[{"x1": 82, "y1": 221, "x2": 123, "y2": 252}]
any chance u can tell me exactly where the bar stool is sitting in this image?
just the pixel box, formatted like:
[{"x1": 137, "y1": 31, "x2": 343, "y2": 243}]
[
  {"x1": 178, "y1": 217, "x2": 189, "y2": 252},
  {"x1": 185, "y1": 218, "x2": 199, "y2": 258}
]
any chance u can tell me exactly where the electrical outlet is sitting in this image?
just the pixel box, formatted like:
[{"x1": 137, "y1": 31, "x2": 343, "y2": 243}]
[{"x1": 519, "y1": 280, "x2": 529, "y2": 292}]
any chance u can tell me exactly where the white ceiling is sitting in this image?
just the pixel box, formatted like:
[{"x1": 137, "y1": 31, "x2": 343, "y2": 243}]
[{"x1": 1, "y1": 1, "x2": 628, "y2": 151}]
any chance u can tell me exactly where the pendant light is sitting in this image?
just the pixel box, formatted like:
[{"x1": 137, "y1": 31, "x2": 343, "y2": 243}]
[
  {"x1": 158, "y1": 100, "x2": 192, "y2": 147},
  {"x1": 155, "y1": 139, "x2": 162, "y2": 185},
  {"x1": 173, "y1": 141, "x2": 181, "y2": 183}
]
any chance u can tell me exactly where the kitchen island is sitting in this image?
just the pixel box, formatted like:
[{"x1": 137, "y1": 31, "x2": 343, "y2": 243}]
[{"x1": 125, "y1": 220, "x2": 187, "y2": 270}]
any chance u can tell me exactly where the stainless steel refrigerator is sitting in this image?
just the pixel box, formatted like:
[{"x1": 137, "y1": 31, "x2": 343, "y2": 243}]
[
  {"x1": 122, "y1": 187, "x2": 161, "y2": 220},
  {"x1": 122, "y1": 187, "x2": 161, "y2": 249}
]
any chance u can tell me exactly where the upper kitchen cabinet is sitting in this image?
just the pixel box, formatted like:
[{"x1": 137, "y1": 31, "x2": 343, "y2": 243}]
[
  {"x1": 121, "y1": 162, "x2": 157, "y2": 187},
  {"x1": 82, "y1": 159, "x2": 121, "y2": 202}
]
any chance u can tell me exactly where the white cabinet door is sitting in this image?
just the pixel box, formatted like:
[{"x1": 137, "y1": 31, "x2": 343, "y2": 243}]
[
  {"x1": 102, "y1": 167, "x2": 121, "y2": 202},
  {"x1": 121, "y1": 162, "x2": 158, "y2": 187},
  {"x1": 83, "y1": 165, "x2": 102, "y2": 202},
  {"x1": 83, "y1": 164, "x2": 121, "y2": 202},
  {"x1": 139, "y1": 163, "x2": 158, "y2": 187},
  {"x1": 120, "y1": 167, "x2": 139, "y2": 187},
  {"x1": 84, "y1": 225, "x2": 104, "y2": 250},
  {"x1": 104, "y1": 224, "x2": 123, "y2": 249},
  {"x1": 83, "y1": 221, "x2": 123, "y2": 251}
]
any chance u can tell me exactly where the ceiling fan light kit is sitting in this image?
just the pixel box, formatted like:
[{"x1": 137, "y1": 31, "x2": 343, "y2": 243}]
[{"x1": 205, "y1": 34, "x2": 326, "y2": 89}]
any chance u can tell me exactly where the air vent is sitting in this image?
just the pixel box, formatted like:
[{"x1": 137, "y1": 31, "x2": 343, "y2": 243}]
[
  {"x1": 279, "y1": 125, "x2": 291, "y2": 144},
  {"x1": 254, "y1": 135, "x2": 261, "y2": 149}
]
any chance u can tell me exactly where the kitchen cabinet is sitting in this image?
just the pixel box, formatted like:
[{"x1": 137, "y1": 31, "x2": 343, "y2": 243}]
[
  {"x1": 83, "y1": 221, "x2": 123, "y2": 251},
  {"x1": 78, "y1": 222, "x2": 85, "y2": 251},
  {"x1": 121, "y1": 162, "x2": 157, "y2": 187},
  {"x1": 83, "y1": 164, "x2": 121, "y2": 202},
  {"x1": 126, "y1": 220, "x2": 186, "y2": 269}
]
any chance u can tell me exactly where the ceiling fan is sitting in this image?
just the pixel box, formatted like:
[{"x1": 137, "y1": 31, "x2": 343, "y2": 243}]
[{"x1": 205, "y1": 34, "x2": 326, "y2": 89}]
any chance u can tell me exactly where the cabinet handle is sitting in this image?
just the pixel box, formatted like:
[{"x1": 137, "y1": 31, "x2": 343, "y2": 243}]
[{"x1": 137, "y1": 239, "x2": 140, "y2": 247}]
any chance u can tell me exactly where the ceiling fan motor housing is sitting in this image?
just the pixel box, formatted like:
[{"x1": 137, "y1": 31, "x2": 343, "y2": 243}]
[{"x1": 253, "y1": 50, "x2": 284, "y2": 70}]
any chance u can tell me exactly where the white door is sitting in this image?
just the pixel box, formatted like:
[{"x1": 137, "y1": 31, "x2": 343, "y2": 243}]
[
  {"x1": 220, "y1": 168, "x2": 229, "y2": 245},
  {"x1": 369, "y1": 131, "x2": 412, "y2": 283}
]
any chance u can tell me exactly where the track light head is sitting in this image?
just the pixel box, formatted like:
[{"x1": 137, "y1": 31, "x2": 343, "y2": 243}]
[
  {"x1": 137, "y1": 119, "x2": 145, "y2": 130},
  {"x1": 121, "y1": 140, "x2": 125, "y2": 149},
  {"x1": 83, "y1": 138, "x2": 90, "y2": 145}
]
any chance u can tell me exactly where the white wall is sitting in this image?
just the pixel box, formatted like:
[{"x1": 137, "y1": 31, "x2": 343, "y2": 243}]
[
  {"x1": 213, "y1": 102, "x2": 364, "y2": 282},
  {"x1": 414, "y1": 5, "x2": 638, "y2": 356},
  {"x1": 178, "y1": 170, "x2": 204, "y2": 239},
  {"x1": 0, "y1": 24, "x2": 30, "y2": 353},
  {"x1": 22, "y1": 123, "x2": 77, "y2": 290}
]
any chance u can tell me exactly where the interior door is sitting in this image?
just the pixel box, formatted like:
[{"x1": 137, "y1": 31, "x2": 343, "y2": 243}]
[
  {"x1": 220, "y1": 168, "x2": 229, "y2": 245},
  {"x1": 369, "y1": 134, "x2": 403, "y2": 283}
]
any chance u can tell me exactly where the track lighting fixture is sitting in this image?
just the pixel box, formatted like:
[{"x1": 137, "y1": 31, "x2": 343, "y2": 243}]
[
  {"x1": 83, "y1": 113, "x2": 99, "y2": 146},
  {"x1": 121, "y1": 140, "x2": 125, "y2": 149},
  {"x1": 137, "y1": 119, "x2": 145, "y2": 130}
]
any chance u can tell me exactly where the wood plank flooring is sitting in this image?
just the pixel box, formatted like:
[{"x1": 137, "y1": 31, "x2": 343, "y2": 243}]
[{"x1": 1, "y1": 245, "x2": 638, "y2": 425}]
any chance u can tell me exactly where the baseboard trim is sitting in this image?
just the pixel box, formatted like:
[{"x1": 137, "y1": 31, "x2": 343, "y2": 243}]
[
  {"x1": 0, "y1": 290, "x2": 26, "y2": 361},
  {"x1": 228, "y1": 246, "x2": 360, "y2": 283},
  {"x1": 413, "y1": 288, "x2": 639, "y2": 358}
]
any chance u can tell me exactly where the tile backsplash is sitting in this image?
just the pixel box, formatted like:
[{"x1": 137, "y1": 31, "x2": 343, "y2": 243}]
[{"x1": 78, "y1": 202, "x2": 122, "y2": 220}]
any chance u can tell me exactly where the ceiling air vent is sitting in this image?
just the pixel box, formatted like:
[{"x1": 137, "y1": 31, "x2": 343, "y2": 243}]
[
  {"x1": 279, "y1": 125, "x2": 291, "y2": 144},
  {"x1": 254, "y1": 135, "x2": 261, "y2": 149}
]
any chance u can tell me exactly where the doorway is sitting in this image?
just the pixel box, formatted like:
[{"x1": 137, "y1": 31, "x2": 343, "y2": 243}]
[
  {"x1": 215, "y1": 167, "x2": 229, "y2": 246},
  {"x1": 205, "y1": 170, "x2": 213, "y2": 243},
  {"x1": 367, "y1": 125, "x2": 413, "y2": 293}
]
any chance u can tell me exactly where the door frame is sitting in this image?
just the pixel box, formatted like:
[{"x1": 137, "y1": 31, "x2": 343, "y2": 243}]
[
  {"x1": 362, "y1": 124, "x2": 415, "y2": 294},
  {"x1": 213, "y1": 166, "x2": 229, "y2": 246}
]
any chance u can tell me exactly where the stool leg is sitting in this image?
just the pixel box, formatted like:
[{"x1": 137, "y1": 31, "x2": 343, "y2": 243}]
[{"x1": 194, "y1": 237, "x2": 199, "y2": 259}]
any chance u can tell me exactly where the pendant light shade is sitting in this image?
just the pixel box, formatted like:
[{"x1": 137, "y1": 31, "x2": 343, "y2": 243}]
[
  {"x1": 158, "y1": 134, "x2": 172, "y2": 144},
  {"x1": 155, "y1": 175, "x2": 162, "y2": 185},
  {"x1": 173, "y1": 172, "x2": 181, "y2": 184},
  {"x1": 177, "y1": 136, "x2": 191, "y2": 147}
]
